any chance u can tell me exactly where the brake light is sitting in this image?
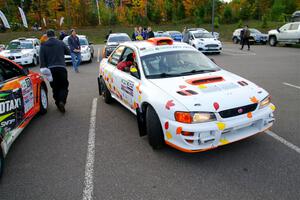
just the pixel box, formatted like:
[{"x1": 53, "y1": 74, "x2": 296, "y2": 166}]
[{"x1": 175, "y1": 112, "x2": 192, "y2": 124}]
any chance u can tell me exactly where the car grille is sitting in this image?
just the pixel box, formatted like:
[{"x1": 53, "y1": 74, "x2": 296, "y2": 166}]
[
  {"x1": 219, "y1": 103, "x2": 258, "y2": 118},
  {"x1": 205, "y1": 44, "x2": 218, "y2": 48},
  {"x1": 8, "y1": 56, "x2": 15, "y2": 60}
]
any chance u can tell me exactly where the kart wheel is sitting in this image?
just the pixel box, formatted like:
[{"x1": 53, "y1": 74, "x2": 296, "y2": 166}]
[
  {"x1": 0, "y1": 150, "x2": 4, "y2": 178},
  {"x1": 101, "y1": 78, "x2": 112, "y2": 104},
  {"x1": 269, "y1": 36, "x2": 277, "y2": 46},
  {"x1": 146, "y1": 106, "x2": 164, "y2": 149},
  {"x1": 39, "y1": 85, "x2": 48, "y2": 115}
]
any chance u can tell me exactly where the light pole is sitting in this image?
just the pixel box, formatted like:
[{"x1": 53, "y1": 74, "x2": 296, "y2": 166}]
[{"x1": 211, "y1": 0, "x2": 215, "y2": 35}]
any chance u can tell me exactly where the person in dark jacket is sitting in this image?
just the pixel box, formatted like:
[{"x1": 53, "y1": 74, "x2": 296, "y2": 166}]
[
  {"x1": 68, "y1": 29, "x2": 81, "y2": 72},
  {"x1": 40, "y1": 29, "x2": 70, "y2": 113},
  {"x1": 240, "y1": 25, "x2": 250, "y2": 50},
  {"x1": 147, "y1": 27, "x2": 154, "y2": 39}
]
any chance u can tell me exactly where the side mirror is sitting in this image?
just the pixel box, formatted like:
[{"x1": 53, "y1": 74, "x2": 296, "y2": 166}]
[
  {"x1": 89, "y1": 42, "x2": 93, "y2": 45},
  {"x1": 277, "y1": 28, "x2": 281, "y2": 32},
  {"x1": 130, "y1": 67, "x2": 140, "y2": 79},
  {"x1": 104, "y1": 40, "x2": 107, "y2": 43}
]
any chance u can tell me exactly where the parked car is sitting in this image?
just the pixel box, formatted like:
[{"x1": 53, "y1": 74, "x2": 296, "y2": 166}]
[
  {"x1": 97, "y1": 37, "x2": 275, "y2": 152},
  {"x1": 0, "y1": 56, "x2": 48, "y2": 177},
  {"x1": 291, "y1": 10, "x2": 300, "y2": 22},
  {"x1": 182, "y1": 29, "x2": 222, "y2": 53},
  {"x1": 63, "y1": 35, "x2": 94, "y2": 63},
  {"x1": 154, "y1": 31, "x2": 171, "y2": 38},
  {"x1": 166, "y1": 31, "x2": 183, "y2": 42},
  {"x1": 0, "y1": 38, "x2": 40, "y2": 66},
  {"x1": 103, "y1": 33, "x2": 131, "y2": 58},
  {"x1": 268, "y1": 22, "x2": 300, "y2": 46},
  {"x1": 232, "y1": 28, "x2": 268, "y2": 44}
]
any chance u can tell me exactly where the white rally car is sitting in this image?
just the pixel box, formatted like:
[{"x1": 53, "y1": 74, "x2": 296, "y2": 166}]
[
  {"x1": 63, "y1": 35, "x2": 94, "y2": 63},
  {"x1": 183, "y1": 30, "x2": 222, "y2": 54},
  {"x1": 0, "y1": 38, "x2": 40, "y2": 66},
  {"x1": 97, "y1": 37, "x2": 275, "y2": 153}
]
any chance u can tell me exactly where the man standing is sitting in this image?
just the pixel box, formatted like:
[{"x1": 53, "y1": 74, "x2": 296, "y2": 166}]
[
  {"x1": 147, "y1": 27, "x2": 154, "y2": 39},
  {"x1": 68, "y1": 29, "x2": 81, "y2": 73},
  {"x1": 240, "y1": 25, "x2": 251, "y2": 51},
  {"x1": 40, "y1": 29, "x2": 70, "y2": 113}
]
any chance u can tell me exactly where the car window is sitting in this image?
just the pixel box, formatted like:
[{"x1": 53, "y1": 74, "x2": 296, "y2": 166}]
[
  {"x1": 280, "y1": 24, "x2": 290, "y2": 31},
  {"x1": 79, "y1": 38, "x2": 88, "y2": 45},
  {"x1": 141, "y1": 50, "x2": 220, "y2": 78},
  {"x1": 7, "y1": 41, "x2": 33, "y2": 50},
  {"x1": 0, "y1": 59, "x2": 24, "y2": 81},
  {"x1": 289, "y1": 23, "x2": 299, "y2": 30},
  {"x1": 108, "y1": 36, "x2": 131, "y2": 43},
  {"x1": 108, "y1": 46, "x2": 125, "y2": 66},
  {"x1": 120, "y1": 48, "x2": 134, "y2": 62}
]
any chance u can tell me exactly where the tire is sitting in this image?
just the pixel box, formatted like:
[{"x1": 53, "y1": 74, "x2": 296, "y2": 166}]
[
  {"x1": 0, "y1": 150, "x2": 4, "y2": 178},
  {"x1": 146, "y1": 106, "x2": 164, "y2": 149},
  {"x1": 269, "y1": 36, "x2": 277, "y2": 46},
  {"x1": 233, "y1": 37, "x2": 239, "y2": 44},
  {"x1": 100, "y1": 78, "x2": 112, "y2": 104},
  {"x1": 39, "y1": 85, "x2": 48, "y2": 115}
]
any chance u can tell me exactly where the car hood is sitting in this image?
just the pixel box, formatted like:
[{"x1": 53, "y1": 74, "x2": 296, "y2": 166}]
[
  {"x1": 0, "y1": 49, "x2": 33, "y2": 56},
  {"x1": 148, "y1": 70, "x2": 268, "y2": 112},
  {"x1": 195, "y1": 38, "x2": 220, "y2": 44},
  {"x1": 268, "y1": 29, "x2": 279, "y2": 35}
]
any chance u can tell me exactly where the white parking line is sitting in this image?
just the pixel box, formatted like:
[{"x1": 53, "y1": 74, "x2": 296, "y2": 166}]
[
  {"x1": 283, "y1": 82, "x2": 300, "y2": 90},
  {"x1": 265, "y1": 130, "x2": 300, "y2": 154},
  {"x1": 82, "y1": 98, "x2": 98, "y2": 200}
]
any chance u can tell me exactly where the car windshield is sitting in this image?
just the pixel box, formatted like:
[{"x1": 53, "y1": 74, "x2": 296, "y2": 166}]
[
  {"x1": 193, "y1": 32, "x2": 214, "y2": 38},
  {"x1": 79, "y1": 38, "x2": 88, "y2": 45},
  {"x1": 7, "y1": 41, "x2": 33, "y2": 50},
  {"x1": 108, "y1": 36, "x2": 131, "y2": 43},
  {"x1": 250, "y1": 29, "x2": 261, "y2": 34},
  {"x1": 155, "y1": 33, "x2": 171, "y2": 37},
  {"x1": 141, "y1": 50, "x2": 220, "y2": 79}
]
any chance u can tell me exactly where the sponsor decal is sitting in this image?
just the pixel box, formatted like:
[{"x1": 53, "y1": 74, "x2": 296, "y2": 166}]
[
  {"x1": 20, "y1": 78, "x2": 34, "y2": 113},
  {"x1": 121, "y1": 79, "x2": 134, "y2": 97},
  {"x1": 0, "y1": 89, "x2": 24, "y2": 139}
]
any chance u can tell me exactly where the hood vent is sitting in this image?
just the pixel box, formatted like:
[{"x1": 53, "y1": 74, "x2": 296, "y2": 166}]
[
  {"x1": 177, "y1": 90, "x2": 198, "y2": 96},
  {"x1": 186, "y1": 76, "x2": 224, "y2": 85}
]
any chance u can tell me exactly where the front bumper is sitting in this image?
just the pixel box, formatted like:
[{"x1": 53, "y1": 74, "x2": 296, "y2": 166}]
[
  {"x1": 198, "y1": 45, "x2": 222, "y2": 53},
  {"x1": 5, "y1": 56, "x2": 33, "y2": 65},
  {"x1": 163, "y1": 103, "x2": 275, "y2": 153},
  {"x1": 65, "y1": 52, "x2": 91, "y2": 63}
]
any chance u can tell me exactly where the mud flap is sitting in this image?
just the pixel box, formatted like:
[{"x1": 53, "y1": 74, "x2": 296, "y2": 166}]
[{"x1": 136, "y1": 108, "x2": 147, "y2": 137}]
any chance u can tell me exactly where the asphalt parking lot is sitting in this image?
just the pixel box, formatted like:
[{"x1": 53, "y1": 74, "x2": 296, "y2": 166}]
[{"x1": 0, "y1": 43, "x2": 299, "y2": 200}]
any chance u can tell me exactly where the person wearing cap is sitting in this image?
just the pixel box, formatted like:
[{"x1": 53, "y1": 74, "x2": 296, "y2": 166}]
[
  {"x1": 68, "y1": 29, "x2": 81, "y2": 72},
  {"x1": 39, "y1": 29, "x2": 70, "y2": 113}
]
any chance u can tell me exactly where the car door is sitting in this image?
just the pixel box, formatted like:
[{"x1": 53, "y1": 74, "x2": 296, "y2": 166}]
[
  {"x1": 288, "y1": 23, "x2": 300, "y2": 41},
  {"x1": 0, "y1": 58, "x2": 35, "y2": 154},
  {"x1": 113, "y1": 47, "x2": 141, "y2": 113},
  {"x1": 104, "y1": 46, "x2": 125, "y2": 97},
  {"x1": 278, "y1": 23, "x2": 291, "y2": 40}
]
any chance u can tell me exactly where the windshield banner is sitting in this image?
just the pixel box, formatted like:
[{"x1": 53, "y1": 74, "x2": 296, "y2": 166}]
[
  {"x1": 0, "y1": 10, "x2": 10, "y2": 29},
  {"x1": 18, "y1": 7, "x2": 28, "y2": 28}
]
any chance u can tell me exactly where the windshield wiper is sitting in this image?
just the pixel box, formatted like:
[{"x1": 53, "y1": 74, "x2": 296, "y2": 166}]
[
  {"x1": 147, "y1": 72, "x2": 180, "y2": 79},
  {"x1": 179, "y1": 69, "x2": 217, "y2": 75}
]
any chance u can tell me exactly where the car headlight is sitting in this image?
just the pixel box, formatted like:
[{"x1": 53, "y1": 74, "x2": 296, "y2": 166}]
[
  {"x1": 22, "y1": 53, "x2": 30, "y2": 57},
  {"x1": 259, "y1": 95, "x2": 271, "y2": 109},
  {"x1": 198, "y1": 42, "x2": 204, "y2": 45},
  {"x1": 175, "y1": 112, "x2": 216, "y2": 124}
]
